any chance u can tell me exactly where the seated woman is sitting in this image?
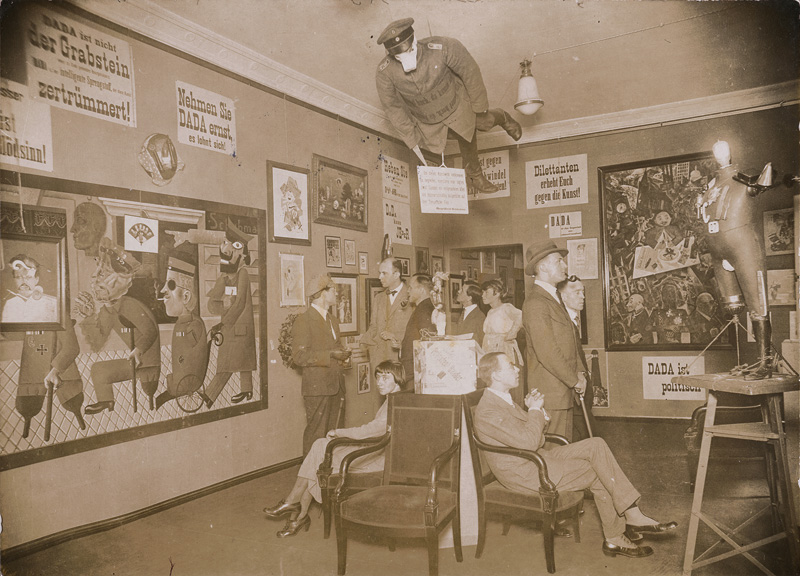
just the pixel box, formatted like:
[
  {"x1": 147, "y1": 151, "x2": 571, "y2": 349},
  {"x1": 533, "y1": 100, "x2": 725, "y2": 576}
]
[{"x1": 263, "y1": 360, "x2": 410, "y2": 537}]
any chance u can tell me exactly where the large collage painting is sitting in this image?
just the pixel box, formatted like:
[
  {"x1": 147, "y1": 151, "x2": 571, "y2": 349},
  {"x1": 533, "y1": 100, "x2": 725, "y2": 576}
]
[
  {"x1": 0, "y1": 173, "x2": 267, "y2": 470},
  {"x1": 599, "y1": 153, "x2": 733, "y2": 351}
]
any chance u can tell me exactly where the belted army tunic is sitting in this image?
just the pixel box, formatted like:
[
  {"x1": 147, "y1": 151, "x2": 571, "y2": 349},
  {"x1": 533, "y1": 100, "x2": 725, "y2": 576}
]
[{"x1": 375, "y1": 36, "x2": 489, "y2": 154}]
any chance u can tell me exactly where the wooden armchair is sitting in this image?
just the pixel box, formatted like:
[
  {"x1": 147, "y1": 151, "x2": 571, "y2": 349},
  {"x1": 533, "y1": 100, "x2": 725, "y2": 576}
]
[
  {"x1": 333, "y1": 394, "x2": 463, "y2": 576},
  {"x1": 462, "y1": 388, "x2": 584, "y2": 574}
]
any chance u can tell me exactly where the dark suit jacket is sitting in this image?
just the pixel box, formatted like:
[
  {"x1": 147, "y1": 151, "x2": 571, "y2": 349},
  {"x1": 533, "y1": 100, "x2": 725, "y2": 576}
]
[
  {"x1": 400, "y1": 298, "x2": 435, "y2": 381},
  {"x1": 292, "y1": 306, "x2": 346, "y2": 396},
  {"x1": 453, "y1": 305, "x2": 486, "y2": 345},
  {"x1": 360, "y1": 283, "x2": 413, "y2": 366},
  {"x1": 522, "y1": 284, "x2": 581, "y2": 411}
]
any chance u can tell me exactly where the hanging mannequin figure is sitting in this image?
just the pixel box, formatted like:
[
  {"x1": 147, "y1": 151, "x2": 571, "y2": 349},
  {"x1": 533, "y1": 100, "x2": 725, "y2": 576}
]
[{"x1": 375, "y1": 18, "x2": 522, "y2": 196}]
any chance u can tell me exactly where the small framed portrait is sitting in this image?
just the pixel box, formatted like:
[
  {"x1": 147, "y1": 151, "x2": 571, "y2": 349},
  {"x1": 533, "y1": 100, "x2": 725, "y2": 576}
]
[
  {"x1": 330, "y1": 273, "x2": 359, "y2": 335},
  {"x1": 499, "y1": 265, "x2": 508, "y2": 287},
  {"x1": 480, "y1": 250, "x2": 495, "y2": 273},
  {"x1": 431, "y1": 255, "x2": 444, "y2": 275},
  {"x1": 365, "y1": 277, "x2": 383, "y2": 327},
  {"x1": 767, "y1": 269, "x2": 796, "y2": 306},
  {"x1": 397, "y1": 257, "x2": 410, "y2": 277},
  {"x1": 267, "y1": 161, "x2": 311, "y2": 245},
  {"x1": 358, "y1": 251, "x2": 369, "y2": 274},
  {"x1": 279, "y1": 253, "x2": 305, "y2": 307},
  {"x1": 325, "y1": 236, "x2": 342, "y2": 268},
  {"x1": 763, "y1": 207, "x2": 794, "y2": 256},
  {"x1": 312, "y1": 154, "x2": 368, "y2": 232},
  {"x1": 415, "y1": 246, "x2": 430, "y2": 274},
  {"x1": 357, "y1": 362, "x2": 371, "y2": 394},
  {"x1": 344, "y1": 239, "x2": 357, "y2": 266},
  {"x1": 450, "y1": 274, "x2": 464, "y2": 312}
]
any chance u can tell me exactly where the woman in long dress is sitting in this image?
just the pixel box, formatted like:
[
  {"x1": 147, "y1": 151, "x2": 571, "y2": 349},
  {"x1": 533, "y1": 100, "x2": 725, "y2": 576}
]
[
  {"x1": 262, "y1": 360, "x2": 409, "y2": 537},
  {"x1": 481, "y1": 278, "x2": 525, "y2": 404}
]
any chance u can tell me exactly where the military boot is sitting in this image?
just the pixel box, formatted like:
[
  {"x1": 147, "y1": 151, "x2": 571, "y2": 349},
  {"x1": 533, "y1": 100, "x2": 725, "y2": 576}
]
[
  {"x1": 476, "y1": 109, "x2": 523, "y2": 141},
  {"x1": 458, "y1": 131, "x2": 500, "y2": 195},
  {"x1": 745, "y1": 316, "x2": 773, "y2": 380}
]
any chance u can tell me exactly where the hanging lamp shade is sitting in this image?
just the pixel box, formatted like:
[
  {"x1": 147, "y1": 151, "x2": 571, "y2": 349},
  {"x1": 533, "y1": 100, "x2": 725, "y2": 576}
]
[{"x1": 514, "y1": 59, "x2": 543, "y2": 116}]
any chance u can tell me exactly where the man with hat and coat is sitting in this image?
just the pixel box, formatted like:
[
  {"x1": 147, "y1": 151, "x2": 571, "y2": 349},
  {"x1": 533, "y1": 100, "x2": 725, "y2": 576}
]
[
  {"x1": 202, "y1": 219, "x2": 257, "y2": 407},
  {"x1": 292, "y1": 273, "x2": 352, "y2": 454},
  {"x1": 375, "y1": 18, "x2": 522, "y2": 195},
  {"x1": 522, "y1": 240, "x2": 586, "y2": 440}
]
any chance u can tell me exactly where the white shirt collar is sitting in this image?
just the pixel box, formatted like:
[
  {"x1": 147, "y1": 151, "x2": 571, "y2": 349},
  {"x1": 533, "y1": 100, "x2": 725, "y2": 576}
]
[
  {"x1": 388, "y1": 282, "x2": 404, "y2": 304},
  {"x1": 311, "y1": 302, "x2": 328, "y2": 319},
  {"x1": 487, "y1": 387, "x2": 515, "y2": 406},
  {"x1": 463, "y1": 303, "x2": 477, "y2": 316},
  {"x1": 534, "y1": 279, "x2": 560, "y2": 302},
  {"x1": 566, "y1": 306, "x2": 579, "y2": 325}
]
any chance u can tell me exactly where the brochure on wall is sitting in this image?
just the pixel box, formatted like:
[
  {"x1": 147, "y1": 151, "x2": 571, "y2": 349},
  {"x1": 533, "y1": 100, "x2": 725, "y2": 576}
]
[
  {"x1": 383, "y1": 197, "x2": 412, "y2": 245},
  {"x1": 25, "y1": 4, "x2": 136, "y2": 127},
  {"x1": 469, "y1": 150, "x2": 510, "y2": 201},
  {"x1": 381, "y1": 154, "x2": 412, "y2": 245},
  {"x1": 417, "y1": 166, "x2": 469, "y2": 214},
  {"x1": 642, "y1": 356, "x2": 706, "y2": 400},
  {"x1": 526, "y1": 153, "x2": 588, "y2": 210},
  {"x1": 548, "y1": 211, "x2": 582, "y2": 238},
  {"x1": 0, "y1": 79, "x2": 53, "y2": 172},
  {"x1": 176, "y1": 81, "x2": 236, "y2": 155},
  {"x1": 566, "y1": 238, "x2": 598, "y2": 279},
  {"x1": 381, "y1": 154, "x2": 410, "y2": 202}
]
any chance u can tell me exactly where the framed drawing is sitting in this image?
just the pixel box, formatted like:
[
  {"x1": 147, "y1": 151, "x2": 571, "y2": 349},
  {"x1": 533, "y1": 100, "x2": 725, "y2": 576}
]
[
  {"x1": 330, "y1": 273, "x2": 358, "y2": 335},
  {"x1": 499, "y1": 265, "x2": 508, "y2": 288},
  {"x1": 415, "y1": 246, "x2": 430, "y2": 274},
  {"x1": 357, "y1": 362, "x2": 371, "y2": 394},
  {"x1": 599, "y1": 152, "x2": 732, "y2": 350},
  {"x1": 767, "y1": 269, "x2": 796, "y2": 306},
  {"x1": 431, "y1": 255, "x2": 444, "y2": 275},
  {"x1": 763, "y1": 207, "x2": 794, "y2": 256},
  {"x1": 461, "y1": 250, "x2": 479, "y2": 260},
  {"x1": 480, "y1": 250, "x2": 495, "y2": 273},
  {"x1": 312, "y1": 154, "x2": 368, "y2": 232},
  {"x1": 450, "y1": 274, "x2": 464, "y2": 312},
  {"x1": 365, "y1": 277, "x2": 383, "y2": 327},
  {"x1": 397, "y1": 257, "x2": 410, "y2": 277},
  {"x1": 325, "y1": 236, "x2": 342, "y2": 268},
  {"x1": 344, "y1": 239, "x2": 357, "y2": 266},
  {"x1": 279, "y1": 253, "x2": 304, "y2": 307},
  {"x1": 267, "y1": 161, "x2": 311, "y2": 245},
  {"x1": 358, "y1": 251, "x2": 369, "y2": 274}
]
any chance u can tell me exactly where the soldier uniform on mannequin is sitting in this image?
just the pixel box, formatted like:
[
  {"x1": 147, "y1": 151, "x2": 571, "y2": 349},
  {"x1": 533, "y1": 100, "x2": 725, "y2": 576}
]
[
  {"x1": 697, "y1": 141, "x2": 776, "y2": 380},
  {"x1": 375, "y1": 18, "x2": 522, "y2": 195}
]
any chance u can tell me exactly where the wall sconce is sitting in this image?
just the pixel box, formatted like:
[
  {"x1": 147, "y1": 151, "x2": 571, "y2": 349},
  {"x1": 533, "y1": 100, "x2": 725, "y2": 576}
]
[{"x1": 514, "y1": 59, "x2": 543, "y2": 116}]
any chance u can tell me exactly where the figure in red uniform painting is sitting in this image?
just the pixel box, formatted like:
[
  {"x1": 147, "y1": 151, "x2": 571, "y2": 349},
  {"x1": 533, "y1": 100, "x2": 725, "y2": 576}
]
[{"x1": 375, "y1": 18, "x2": 522, "y2": 196}]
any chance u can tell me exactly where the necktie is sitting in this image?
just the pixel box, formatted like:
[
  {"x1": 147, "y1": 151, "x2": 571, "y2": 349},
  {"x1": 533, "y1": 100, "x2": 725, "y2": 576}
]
[
  {"x1": 325, "y1": 313, "x2": 337, "y2": 340},
  {"x1": 388, "y1": 289, "x2": 397, "y2": 296}
]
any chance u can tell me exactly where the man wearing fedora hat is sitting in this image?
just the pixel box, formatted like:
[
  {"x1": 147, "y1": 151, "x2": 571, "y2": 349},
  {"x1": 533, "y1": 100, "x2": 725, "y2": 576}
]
[
  {"x1": 292, "y1": 273, "x2": 352, "y2": 454},
  {"x1": 375, "y1": 17, "x2": 522, "y2": 196},
  {"x1": 522, "y1": 240, "x2": 586, "y2": 440}
]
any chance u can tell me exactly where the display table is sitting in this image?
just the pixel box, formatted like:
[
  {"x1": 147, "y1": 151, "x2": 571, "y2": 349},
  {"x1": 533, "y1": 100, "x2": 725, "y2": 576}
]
[{"x1": 673, "y1": 372, "x2": 800, "y2": 576}]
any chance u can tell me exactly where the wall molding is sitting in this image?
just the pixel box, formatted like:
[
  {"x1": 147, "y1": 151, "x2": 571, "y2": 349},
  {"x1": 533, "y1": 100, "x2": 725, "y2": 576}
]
[
  {"x1": 1, "y1": 457, "x2": 303, "y2": 561},
  {"x1": 78, "y1": 0, "x2": 798, "y2": 154}
]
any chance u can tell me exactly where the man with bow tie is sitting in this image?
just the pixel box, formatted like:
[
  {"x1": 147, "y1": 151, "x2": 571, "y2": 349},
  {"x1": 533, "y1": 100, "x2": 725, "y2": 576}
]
[
  {"x1": 522, "y1": 240, "x2": 586, "y2": 440},
  {"x1": 360, "y1": 257, "x2": 413, "y2": 377},
  {"x1": 292, "y1": 273, "x2": 351, "y2": 454}
]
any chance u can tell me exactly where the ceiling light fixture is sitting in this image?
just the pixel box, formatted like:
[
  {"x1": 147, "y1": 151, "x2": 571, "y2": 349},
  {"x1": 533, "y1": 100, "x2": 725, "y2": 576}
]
[{"x1": 514, "y1": 59, "x2": 543, "y2": 116}]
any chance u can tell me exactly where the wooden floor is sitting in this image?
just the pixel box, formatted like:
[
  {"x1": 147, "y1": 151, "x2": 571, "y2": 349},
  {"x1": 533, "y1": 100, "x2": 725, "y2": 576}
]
[{"x1": 3, "y1": 418, "x2": 798, "y2": 576}]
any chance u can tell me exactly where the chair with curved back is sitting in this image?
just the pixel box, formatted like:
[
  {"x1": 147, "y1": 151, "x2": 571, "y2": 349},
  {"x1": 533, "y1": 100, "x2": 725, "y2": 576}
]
[
  {"x1": 462, "y1": 388, "x2": 584, "y2": 574},
  {"x1": 333, "y1": 393, "x2": 463, "y2": 576}
]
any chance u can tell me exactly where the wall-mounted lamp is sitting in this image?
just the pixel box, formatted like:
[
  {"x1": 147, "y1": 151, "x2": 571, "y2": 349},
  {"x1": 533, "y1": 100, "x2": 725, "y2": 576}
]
[{"x1": 514, "y1": 59, "x2": 543, "y2": 116}]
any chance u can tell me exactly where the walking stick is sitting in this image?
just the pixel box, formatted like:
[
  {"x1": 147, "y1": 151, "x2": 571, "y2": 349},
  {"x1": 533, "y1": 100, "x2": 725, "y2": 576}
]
[
  {"x1": 121, "y1": 318, "x2": 138, "y2": 413},
  {"x1": 578, "y1": 392, "x2": 593, "y2": 438},
  {"x1": 44, "y1": 378, "x2": 55, "y2": 442}
]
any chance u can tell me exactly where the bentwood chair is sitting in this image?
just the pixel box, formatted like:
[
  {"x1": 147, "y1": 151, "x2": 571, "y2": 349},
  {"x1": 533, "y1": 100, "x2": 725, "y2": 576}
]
[
  {"x1": 333, "y1": 393, "x2": 463, "y2": 576},
  {"x1": 462, "y1": 388, "x2": 584, "y2": 574}
]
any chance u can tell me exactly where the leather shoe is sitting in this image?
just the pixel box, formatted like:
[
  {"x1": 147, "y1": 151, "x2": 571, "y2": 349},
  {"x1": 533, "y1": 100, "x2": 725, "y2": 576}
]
[
  {"x1": 500, "y1": 110, "x2": 522, "y2": 141},
  {"x1": 277, "y1": 514, "x2": 310, "y2": 538},
  {"x1": 602, "y1": 540, "x2": 653, "y2": 558},
  {"x1": 624, "y1": 527, "x2": 644, "y2": 544},
  {"x1": 468, "y1": 172, "x2": 500, "y2": 195},
  {"x1": 198, "y1": 392, "x2": 213, "y2": 409},
  {"x1": 263, "y1": 499, "x2": 301, "y2": 519},
  {"x1": 231, "y1": 391, "x2": 253, "y2": 404},
  {"x1": 627, "y1": 521, "x2": 678, "y2": 533},
  {"x1": 85, "y1": 401, "x2": 114, "y2": 415}
]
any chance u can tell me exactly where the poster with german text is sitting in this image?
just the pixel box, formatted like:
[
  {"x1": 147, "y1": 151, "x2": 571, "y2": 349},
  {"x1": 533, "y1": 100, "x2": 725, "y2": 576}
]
[
  {"x1": 0, "y1": 79, "x2": 53, "y2": 171},
  {"x1": 642, "y1": 356, "x2": 705, "y2": 400},
  {"x1": 176, "y1": 81, "x2": 236, "y2": 155},
  {"x1": 526, "y1": 154, "x2": 588, "y2": 209}
]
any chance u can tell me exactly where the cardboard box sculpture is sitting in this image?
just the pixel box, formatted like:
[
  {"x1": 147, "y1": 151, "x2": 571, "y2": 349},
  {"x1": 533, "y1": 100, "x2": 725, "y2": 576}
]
[{"x1": 413, "y1": 338, "x2": 482, "y2": 395}]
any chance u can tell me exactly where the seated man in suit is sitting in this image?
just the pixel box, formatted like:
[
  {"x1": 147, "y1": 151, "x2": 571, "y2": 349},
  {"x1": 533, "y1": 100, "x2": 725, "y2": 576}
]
[
  {"x1": 451, "y1": 280, "x2": 485, "y2": 345},
  {"x1": 474, "y1": 352, "x2": 677, "y2": 559}
]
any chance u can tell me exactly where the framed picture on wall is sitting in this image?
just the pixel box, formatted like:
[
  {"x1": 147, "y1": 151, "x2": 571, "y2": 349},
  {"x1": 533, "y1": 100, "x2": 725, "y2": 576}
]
[
  {"x1": 499, "y1": 265, "x2": 508, "y2": 288},
  {"x1": 415, "y1": 246, "x2": 430, "y2": 274},
  {"x1": 330, "y1": 273, "x2": 358, "y2": 335},
  {"x1": 397, "y1": 257, "x2": 410, "y2": 277},
  {"x1": 763, "y1": 207, "x2": 794, "y2": 256},
  {"x1": 358, "y1": 251, "x2": 369, "y2": 274},
  {"x1": 365, "y1": 277, "x2": 383, "y2": 327},
  {"x1": 267, "y1": 161, "x2": 311, "y2": 245},
  {"x1": 767, "y1": 269, "x2": 796, "y2": 306},
  {"x1": 312, "y1": 154, "x2": 368, "y2": 232},
  {"x1": 598, "y1": 152, "x2": 732, "y2": 350},
  {"x1": 480, "y1": 250, "x2": 495, "y2": 273},
  {"x1": 325, "y1": 236, "x2": 342, "y2": 268},
  {"x1": 357, "y1": 362, "x2": 371, "y2": 394},
  {"x1": 279, "y1": 252, "x2": 305, "y2": 307},
  {"x1": 344, "y1": 239, "x2": 357, "y2": 266},
  {"x1": 450, "y1": 274, "x2": 464, "y2": 312},
  {"x1": 431, "y1": 255, "x2": 444, "y2": 275}
]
